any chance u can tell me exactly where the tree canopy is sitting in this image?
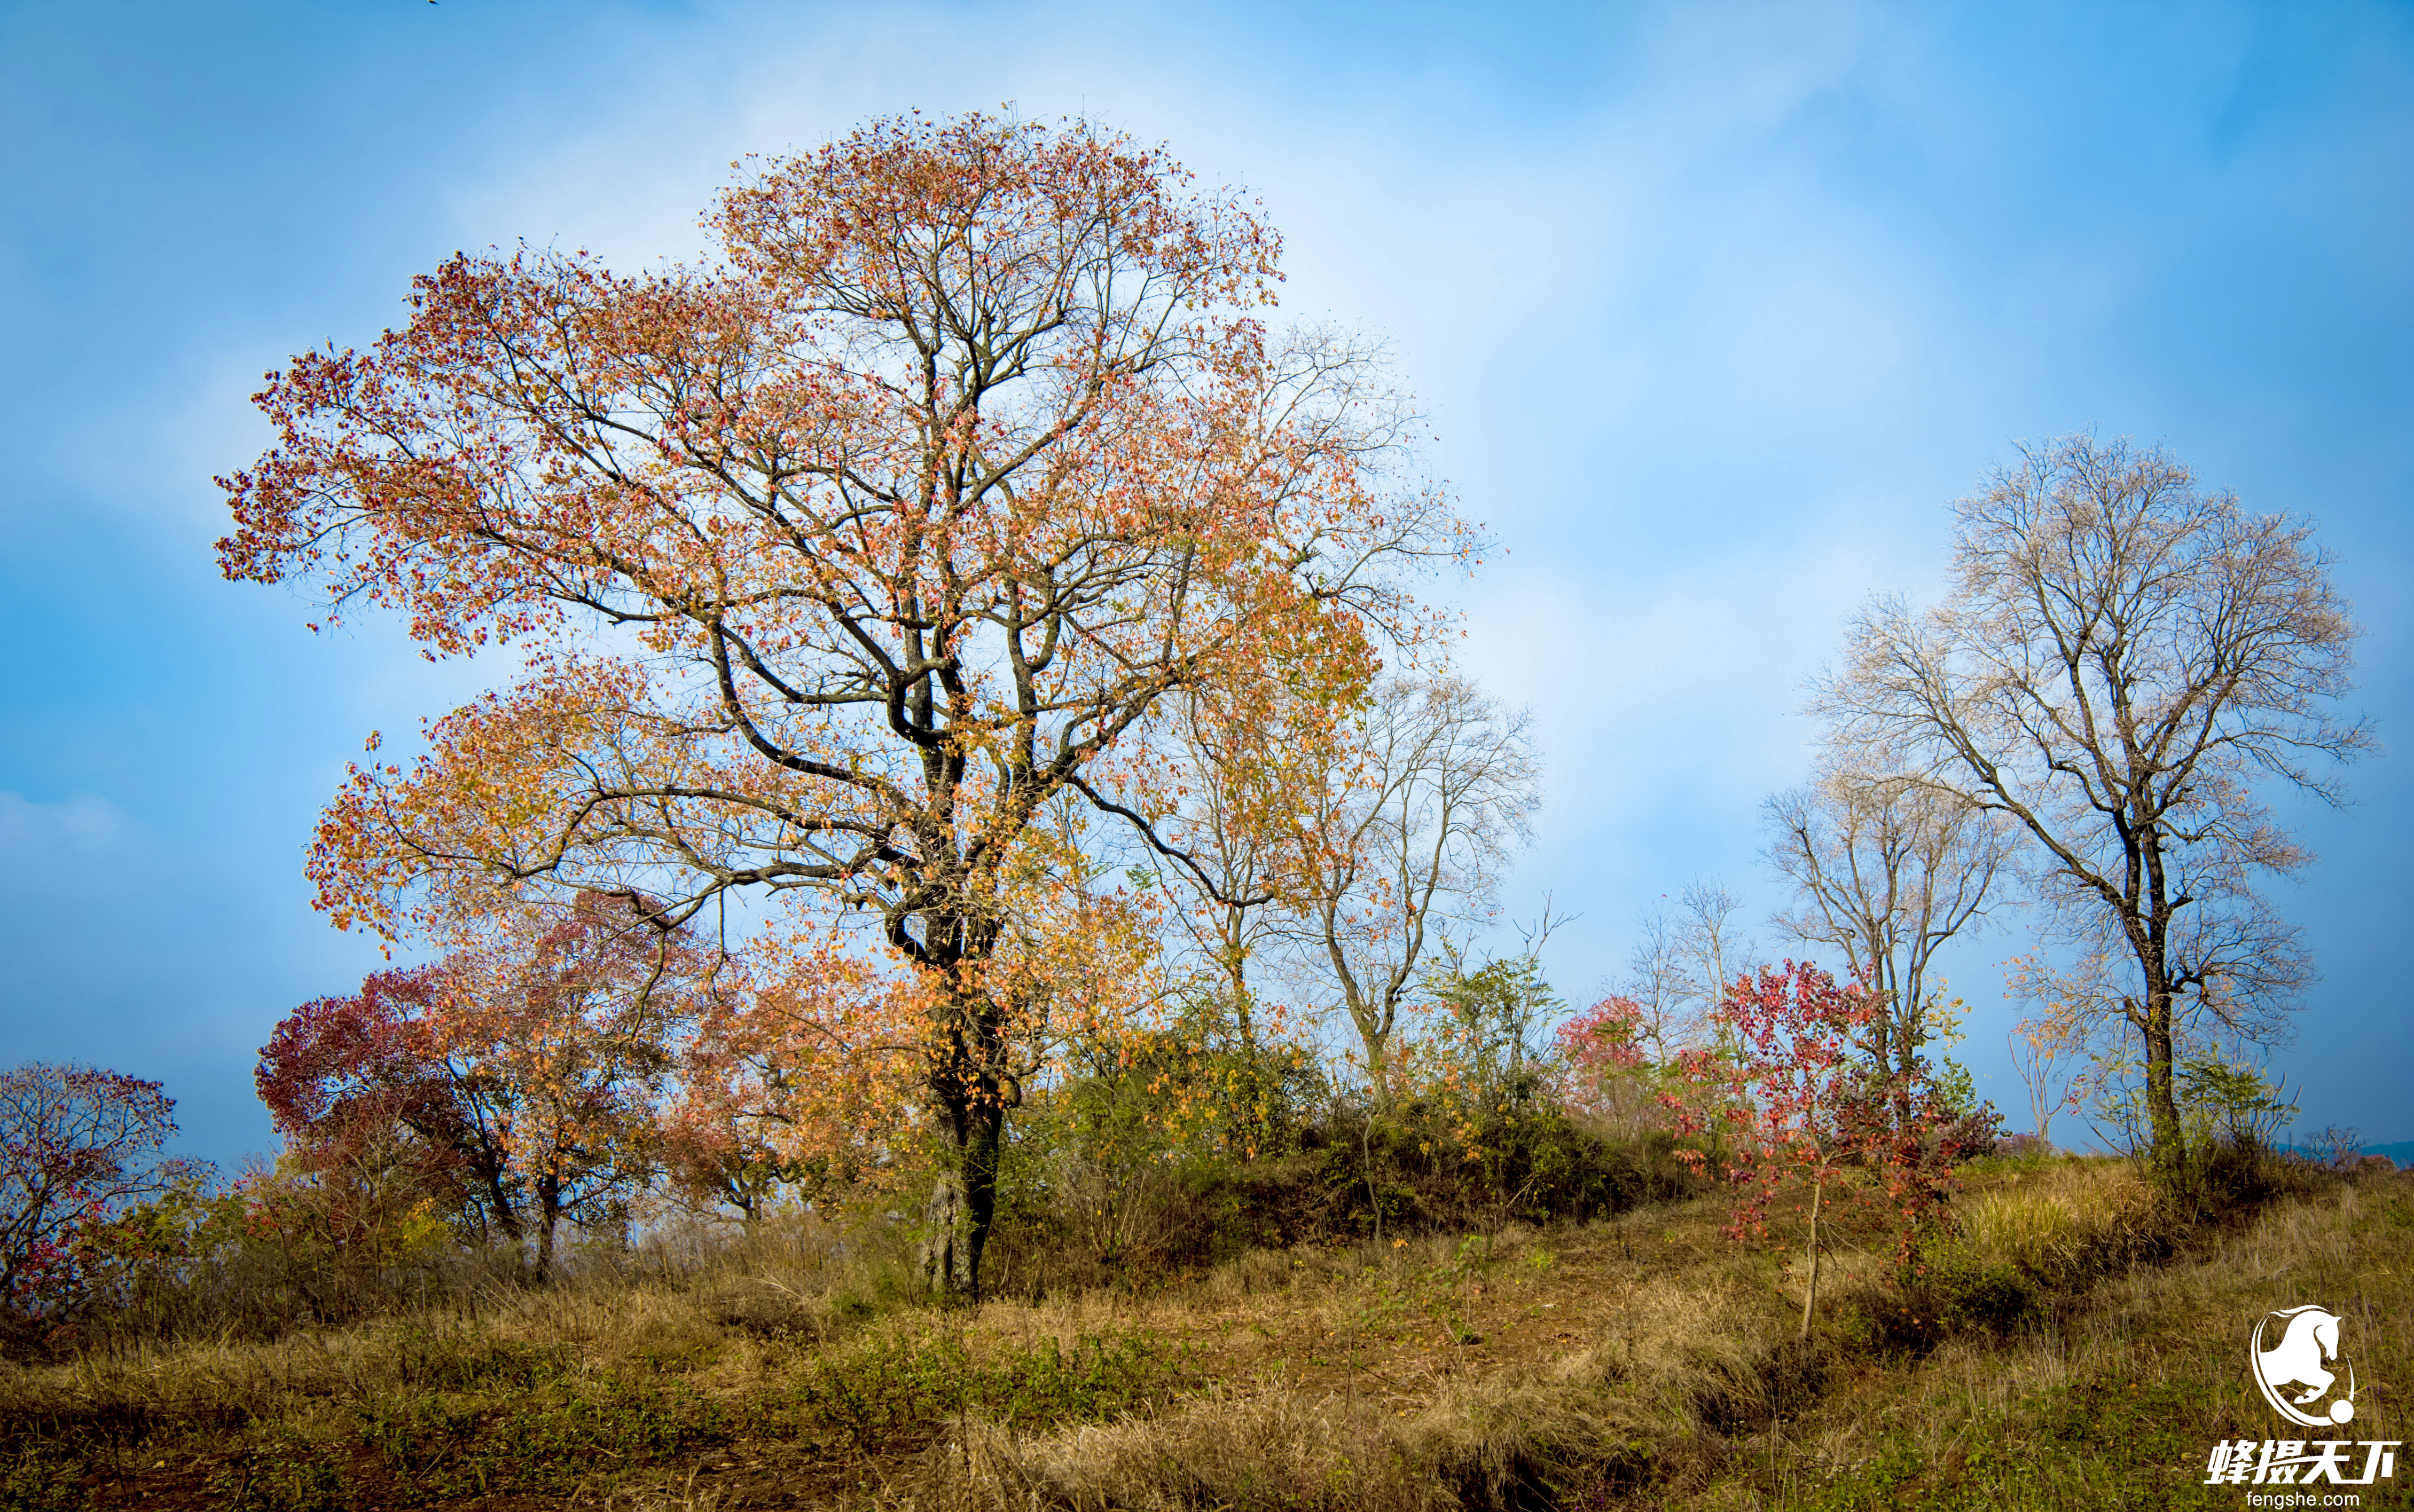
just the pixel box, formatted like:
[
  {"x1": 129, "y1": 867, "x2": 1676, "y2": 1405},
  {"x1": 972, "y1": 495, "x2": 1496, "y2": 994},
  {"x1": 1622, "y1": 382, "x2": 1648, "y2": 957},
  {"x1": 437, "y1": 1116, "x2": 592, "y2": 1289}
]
[
  {"x1": 220, "y1": 112, "x2": 1468, "y2": 1294},
  {"x1": 1820, "y1": 434, "x2": 2366, "y2": 1170}
]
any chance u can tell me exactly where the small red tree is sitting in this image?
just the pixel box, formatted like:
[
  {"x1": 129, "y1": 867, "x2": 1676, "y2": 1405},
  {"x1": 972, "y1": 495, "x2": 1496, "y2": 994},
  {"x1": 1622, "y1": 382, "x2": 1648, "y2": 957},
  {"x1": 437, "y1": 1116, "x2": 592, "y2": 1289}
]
[
  {"x1": 260, "y1": 892, "x2": 719, "y2": 1275},
  {"x1": 257, "y1": 965, "x2": 521, "y2": 1247},
  {"x1": 1552, "y1": 994, "x2": 1659, "y2": 1139},
  {"x1": 1665, "y1": 963, "x2": 1956, "y2": 1338},
  {"x1": 1, "y1": 1064, "x2": 208, "y2": 1316}
]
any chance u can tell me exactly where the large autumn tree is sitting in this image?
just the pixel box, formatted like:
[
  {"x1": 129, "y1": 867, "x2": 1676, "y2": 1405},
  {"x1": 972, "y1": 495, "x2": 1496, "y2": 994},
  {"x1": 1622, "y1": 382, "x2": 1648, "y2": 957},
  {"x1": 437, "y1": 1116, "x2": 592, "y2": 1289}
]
[{"x1": 219, "y1": 113, "x2": 1462, "y2": 1296}]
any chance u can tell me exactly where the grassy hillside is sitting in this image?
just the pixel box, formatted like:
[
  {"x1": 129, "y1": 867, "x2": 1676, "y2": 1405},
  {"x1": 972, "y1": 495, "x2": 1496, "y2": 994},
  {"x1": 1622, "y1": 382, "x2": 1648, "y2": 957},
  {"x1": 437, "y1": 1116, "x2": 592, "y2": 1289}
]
[{"x1": 3, "y1": 1153, "x2": 2405, "y2": 1510}]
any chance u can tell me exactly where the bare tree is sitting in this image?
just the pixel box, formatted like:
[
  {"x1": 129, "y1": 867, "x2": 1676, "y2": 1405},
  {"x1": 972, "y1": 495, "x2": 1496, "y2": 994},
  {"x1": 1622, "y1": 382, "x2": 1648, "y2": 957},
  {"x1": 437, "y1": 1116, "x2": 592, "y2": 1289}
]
[
  {"x1": 1764, "y1": 769, "x2": 2015, "y2": 1115},
  {"x1": 1617, "y1": 910, "x2": 1689, "y2": 1061},
  {"x1": 1673, "y1": 880, "x2": 1754, "y2": 1027},
  {"x1": 1820, "y1": 434, "x2": 2368, "y2": 1171},
  {"x1": 2006, "y1": 1017, "x2": 2083, "y2": 1147},
  {"x1": 1620, "y1": 880, "x2": 1757, "y2": 1056},
  {"x1": 1288, "y1": 675, "x2": 1540, "y2": 1105}
]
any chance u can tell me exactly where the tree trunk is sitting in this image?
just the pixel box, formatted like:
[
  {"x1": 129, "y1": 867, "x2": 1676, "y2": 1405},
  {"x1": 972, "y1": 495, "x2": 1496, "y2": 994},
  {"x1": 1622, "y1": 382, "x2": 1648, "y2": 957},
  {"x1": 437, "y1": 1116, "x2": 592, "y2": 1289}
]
[
  {"x1": 918, "y1": 1099, "x2": 1004, "y2": 1300},
  {"x1": 2135, "y1": 831, "x2": 2186, "y2": 1177},
  {"x1": 1800, "y1": 1178, "x2": 1822, "y2": 1341},
  {"x1": 535, "y1": 1177, "x2": 560, "y2": 1280},
  {"x1": 2142, "y1": 985, "x2": 2183, "y2": 1176},
  {"x1": 484, "y1": 1167, "x2": 523, "y2": 1246},
  {"x1": 1227, "y1": 973, "x2": 1269, "y2": 1158},
  {"x1": 1877, "y1": 989, "x2": 1918, "y2": 1133},
  {"x1": 1896, "y1": 1029, "x2": 1923, "y2": 1132}
]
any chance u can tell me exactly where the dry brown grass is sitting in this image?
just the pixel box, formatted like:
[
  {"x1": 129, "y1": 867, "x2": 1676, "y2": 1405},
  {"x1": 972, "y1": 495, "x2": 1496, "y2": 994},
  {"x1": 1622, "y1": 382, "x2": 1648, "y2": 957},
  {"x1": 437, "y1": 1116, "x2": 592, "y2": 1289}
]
[
  {"x1": 1954, "y1": 1159, "x2": 2157, "y2": 1281},
  {"x1": 866, "y1": 1155, "x2": 2409, "y2": 1511},
  {"x1": 2, "y1": 1154, "x2": 2402, "y2": 1510},
  {"x1": 862, "y1": 1191, "x2": 1871, "y2": 1508},
  {"x1": 1719, "y1": 1161, "x2": 2413, "y2": 1509}
]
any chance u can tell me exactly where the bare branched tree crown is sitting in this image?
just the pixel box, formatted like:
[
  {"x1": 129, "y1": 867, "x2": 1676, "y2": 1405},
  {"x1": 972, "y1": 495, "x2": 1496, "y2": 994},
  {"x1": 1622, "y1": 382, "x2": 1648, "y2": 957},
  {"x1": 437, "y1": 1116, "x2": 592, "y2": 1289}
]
[
  {"x1": 1764, "y1": 771, "x2": 2015, "y2": 1108},
  {"x1": 1620, "y1": 881, "x2": 1757, "y2": 1058},
  {"x1": 1817, "y1": 433, "x2": 2369, "y2": 1167},
  {"x1": 1288, "y1": 675, "x2": 1540, "y2": 1104}
]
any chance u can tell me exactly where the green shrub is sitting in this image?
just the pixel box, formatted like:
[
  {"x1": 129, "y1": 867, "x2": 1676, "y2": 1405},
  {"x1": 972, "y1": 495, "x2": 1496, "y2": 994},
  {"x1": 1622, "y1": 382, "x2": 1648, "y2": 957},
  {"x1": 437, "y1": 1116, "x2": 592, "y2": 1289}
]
[
  {"x1": 1313, "y1": 1100, "x2": 1704, "y2": 1241},
  {"x1": 0, "y1": 1450, "x2": 85, "y2": 1512}
]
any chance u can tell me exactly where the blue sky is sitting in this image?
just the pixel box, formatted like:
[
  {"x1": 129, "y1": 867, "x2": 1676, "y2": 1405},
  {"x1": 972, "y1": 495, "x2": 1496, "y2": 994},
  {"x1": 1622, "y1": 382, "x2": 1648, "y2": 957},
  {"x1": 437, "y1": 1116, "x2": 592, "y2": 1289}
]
[{"x1": 3, "y1": 0, "x2": 2408, "y2": 1167}]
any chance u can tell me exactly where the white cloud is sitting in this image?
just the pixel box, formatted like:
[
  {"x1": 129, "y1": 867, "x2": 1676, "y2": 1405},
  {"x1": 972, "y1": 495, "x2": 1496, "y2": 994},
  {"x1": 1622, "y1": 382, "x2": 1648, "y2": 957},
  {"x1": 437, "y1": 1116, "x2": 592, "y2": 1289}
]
[{"x1": 0, "y1": 790, "x2": 138, "y2": 885}]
